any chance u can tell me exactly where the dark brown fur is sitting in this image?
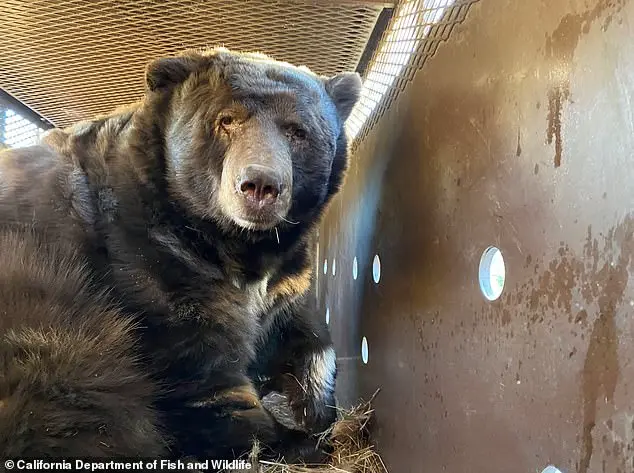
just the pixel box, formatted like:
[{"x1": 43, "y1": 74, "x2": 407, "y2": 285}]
[
  {"x1": 0, "y1": 228, "x2": 166, "y2": 457},
  {"x1": 0, "y1": 47, "x2": 361, "y2": 461}
]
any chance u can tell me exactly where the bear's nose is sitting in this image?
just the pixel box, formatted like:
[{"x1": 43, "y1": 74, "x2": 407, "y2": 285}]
[{"x1": 238, "y1": 165, "x2": 281, "y2": 205}]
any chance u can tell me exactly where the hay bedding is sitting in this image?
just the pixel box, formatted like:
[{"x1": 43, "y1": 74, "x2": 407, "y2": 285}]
[{"x1": 223, "y1": 391, "x2": 388, "y2": 473}]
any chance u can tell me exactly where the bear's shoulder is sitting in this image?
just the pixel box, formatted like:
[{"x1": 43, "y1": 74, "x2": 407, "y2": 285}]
[{"x1": 0, "y1": 136, "x2": 96, "y2": 231}]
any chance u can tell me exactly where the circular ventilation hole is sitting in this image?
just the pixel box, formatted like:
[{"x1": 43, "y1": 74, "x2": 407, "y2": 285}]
[
  {"x1": 361, "y1": 337, "x2": 369, "y2": 364},
  {"x1": 332, "y1": 258, "x2": 336, "y2": 276},
  {"x1": 541, "y1": 467, "x2": 563, "y2": 473},
  {"x1": 323, "y1": 259, "x2": 328, "y2": 275},
  {"x1": 325, "y1": 307, "x2": 330, "y2": 325},
  {"x1": 372, "y1": 255, "x2": 381, "y2": 284},
  {"x1": 352, "y1": 257, "x2": 358, "y2": 280},
  {"x1": 478, "y1": 246, "x2": 505, "y2": 301}
]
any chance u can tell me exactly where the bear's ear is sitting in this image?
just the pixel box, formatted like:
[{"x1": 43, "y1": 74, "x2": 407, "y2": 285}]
[
  {"x1": 145, "y1": 55, "x2": 200, "y2": 91},
  {"x1": 324, "y1": 72, "x2": 363, "y2": 122}
]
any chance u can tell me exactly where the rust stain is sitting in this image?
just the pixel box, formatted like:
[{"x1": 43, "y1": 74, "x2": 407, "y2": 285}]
[
  {"x1": 528, "y1": 245, "x2": 583, "y2": 318},
  {"x1": 579, "y1": 310, "x2": 619, "y2": 473},
  {"x1": 544, "y1": 0, "x2": 624, "y2": 168},
  {"x1": 603, "y1": 415, "x2": 634, "y2": 473},
  {"x1": 501, "y1": 308, "x2": 511, "y2": 326},
  {"x1": 574, "y1": 309, "x2": 589, "y2": 328},
  {"x1": 505, "y1": 215, "x2": 633, "y2": 472},
  {"x1": 546, "y1": 86, "x2": 570, "y2": 168},
  {"x1": 577, "y1": 219, "x2": 633, "y2": 473},
  {"x1": 516, "y1": 128, "x2": 522, "y2": 157}
]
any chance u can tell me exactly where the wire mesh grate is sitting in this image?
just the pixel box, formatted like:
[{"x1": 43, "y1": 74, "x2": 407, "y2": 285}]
[
  {"x1": 0, "y1": 105, "x2": 46, "y2": 149},
  {"x1": 0, "y1": 0, "x2": 385, "y2": 129},
  {"x1": 346, "y1": 0, "x2": 477, "y2": 143}
]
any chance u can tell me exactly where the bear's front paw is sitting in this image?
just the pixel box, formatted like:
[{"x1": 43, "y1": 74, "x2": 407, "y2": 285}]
[
  {"x1": 276, "y1": 427, "x2": 333, "y2": 465},
  {"x1": 286, "y1": 346, "x2": 337, "y2": 434}
]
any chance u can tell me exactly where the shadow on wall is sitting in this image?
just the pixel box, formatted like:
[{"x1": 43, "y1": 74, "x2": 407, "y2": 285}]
[{"x1": 350, "y1": 80, "x2": 516, "y2": 321}]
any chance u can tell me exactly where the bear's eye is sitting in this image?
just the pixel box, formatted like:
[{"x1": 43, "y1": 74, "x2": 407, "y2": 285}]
[
  {"x1": 286, "y1": 125, "x2": 308, "y2": 141},
  {"x1": 293, "y1": 128, "x2": 307, "y2": 140},
  {"x1": 219, "y1": 115, "x2": 234, "y2": 128}
]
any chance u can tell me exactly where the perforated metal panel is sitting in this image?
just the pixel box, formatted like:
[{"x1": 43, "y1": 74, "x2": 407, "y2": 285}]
[
  {"x1": 346, "y1": 0, "x2": 478, "y2": 142},
  {"x1": 0, "y1": 0, "x2": 386, "y2": 128},
  {"x1": 0, "y1": 96, "x2": 46, "y2": 149}
]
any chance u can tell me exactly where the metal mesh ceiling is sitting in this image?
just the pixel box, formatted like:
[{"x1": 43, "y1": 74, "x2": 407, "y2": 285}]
[{"x1": 0, "y1": 0, "x2": 386, "y2": 128}]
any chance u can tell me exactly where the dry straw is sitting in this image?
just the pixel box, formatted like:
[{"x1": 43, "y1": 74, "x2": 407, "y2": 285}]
[{"x1": 225, "y1": 391, "x2": 387, "y2": 473}]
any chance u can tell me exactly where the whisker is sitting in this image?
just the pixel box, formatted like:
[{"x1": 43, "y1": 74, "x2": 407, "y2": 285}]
[
  {"x1": 274, "y1": 227, "x2": 280, "y2": 244},
  {"x1": 278, "y1": 214, "x2": 300, "y2": 225}
]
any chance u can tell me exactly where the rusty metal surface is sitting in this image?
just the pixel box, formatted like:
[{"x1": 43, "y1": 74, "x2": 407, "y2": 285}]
[{"x1": 318, "y1": 0, "x2": 634, "y2": 471}]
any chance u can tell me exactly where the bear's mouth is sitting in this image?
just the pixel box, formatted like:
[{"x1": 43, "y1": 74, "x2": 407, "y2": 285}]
[
  {"x1": 232, "y1": 213, "x2": 283, "y2": 231},
  {"x1": 231, "y1": 202, "x2": 291, "y2": 232}
]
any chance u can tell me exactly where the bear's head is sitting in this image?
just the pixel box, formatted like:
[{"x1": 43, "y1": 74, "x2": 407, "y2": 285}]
[{"x1": 144, "y1": 48, "x2": 362, "y2": 235}]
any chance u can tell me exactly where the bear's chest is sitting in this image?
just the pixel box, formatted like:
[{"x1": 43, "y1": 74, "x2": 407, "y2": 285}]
[{"x1": 228, "y1": 274, "x2": 274, "y2": 320}]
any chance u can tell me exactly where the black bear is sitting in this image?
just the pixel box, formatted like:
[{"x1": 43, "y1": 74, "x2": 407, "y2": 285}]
[{"x1": 0, "y1": 47, "x2": 361, "y2": 461}]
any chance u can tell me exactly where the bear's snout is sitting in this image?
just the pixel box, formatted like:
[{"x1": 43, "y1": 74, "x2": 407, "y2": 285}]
[
  {"x1": 238, "y1": 165, "x2": 282, "y2": 207},
  {"x1": 221, "y1": 158, "x2": 292, "y2": 230}
]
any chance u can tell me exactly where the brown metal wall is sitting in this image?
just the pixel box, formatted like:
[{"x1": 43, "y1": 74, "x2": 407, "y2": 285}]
[{"x1": 318, "y1": 0, "x2": 634, "y2": 472}]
